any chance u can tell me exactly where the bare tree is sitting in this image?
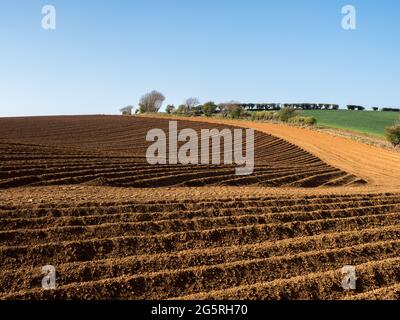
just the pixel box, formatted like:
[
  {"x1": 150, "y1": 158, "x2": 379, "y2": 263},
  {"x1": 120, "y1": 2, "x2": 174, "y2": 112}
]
[
  {"x1": 184, "y1": 97, "x2": 200, "y2": 113},
  {"x1": 119, "y1": 105, "x2": 134, "y2": 115},
  {"x1": 139, "y1": 90, "x2": 166, "y2": 113},
  {"x1": 218, "y1": 100, "x2": 241, "y2": 116}
]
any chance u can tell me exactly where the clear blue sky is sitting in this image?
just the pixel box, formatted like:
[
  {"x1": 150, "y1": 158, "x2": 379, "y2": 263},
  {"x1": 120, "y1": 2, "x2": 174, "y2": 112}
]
[{"x1": 0, "y1": 0, "x2": 399, "y2": 116}]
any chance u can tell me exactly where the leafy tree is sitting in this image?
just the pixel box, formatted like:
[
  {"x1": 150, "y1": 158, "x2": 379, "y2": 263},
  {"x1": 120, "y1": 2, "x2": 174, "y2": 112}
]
[
  {"x1": 382, "y1": 108, "x2": 400, "y2": 112},
  {"x1": 202, "y1": 101, "x2": 217, "y2": 117},
  {"x1": 165, "y1": 104, "x2": 175, "y2": 114},
  {"x1": 228, "y1": 105, "x2": 244, "y2": 119},
  {"x1": 277, "y1": 107, "x2": 296, "y2": 122},
  {"x1": 176, "y1": 105, "x2": 186, "y2": 114},
  {"x1": 218, "y1": 101, "x2": 241, "y2": 118},
  {"x1": 190, "y1": 106, "x2": 203, "y2": 116},
  {"x1": 385, "y1": 125, "x2": 400, "y2": 147}
]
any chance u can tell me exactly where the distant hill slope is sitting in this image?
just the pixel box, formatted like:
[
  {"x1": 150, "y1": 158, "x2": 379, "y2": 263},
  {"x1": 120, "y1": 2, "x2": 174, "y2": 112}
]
[{"x1": 301, "y1": 110, "x2": 399, "y2": 137}]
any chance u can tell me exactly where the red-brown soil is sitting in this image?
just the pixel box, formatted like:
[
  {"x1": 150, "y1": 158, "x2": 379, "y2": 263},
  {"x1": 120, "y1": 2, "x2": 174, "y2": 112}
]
[
  {"x1": 0, "y1": 115, "x2": 399, "y2": 300},
  {"x1": 0, "y1": 116, "x2": 364, "y2": 189},
  {"x1": 162, "y1": 115, "x2": 400, "y2": 188}
]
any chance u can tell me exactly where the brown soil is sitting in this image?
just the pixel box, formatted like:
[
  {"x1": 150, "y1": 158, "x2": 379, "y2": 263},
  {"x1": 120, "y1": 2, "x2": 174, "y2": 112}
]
[
  {"x1": 0, "y1": 115, "x2": 364, "y2": 189},
  {"x1": 0, "y1": 115, "x2": 399, "y2": 300},
  {"x1": 154, "y1": 115, "x2": 400, "y2": 188}
]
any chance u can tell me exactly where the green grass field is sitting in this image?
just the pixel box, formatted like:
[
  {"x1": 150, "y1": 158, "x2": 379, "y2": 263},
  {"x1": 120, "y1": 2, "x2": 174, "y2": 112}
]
[{"x1": 300, "y1": 110, "x2": 399, "y2": 137}]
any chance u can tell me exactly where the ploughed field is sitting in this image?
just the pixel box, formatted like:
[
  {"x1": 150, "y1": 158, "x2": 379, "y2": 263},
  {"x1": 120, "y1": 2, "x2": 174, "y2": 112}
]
[
  {"x1": 0, "y1": 116, "x2": 365, "y2": 188},
  {"x1": 1, "y1": 187, "x2": 400, "y2": 300},
  {"x1": 0, "y1": 115, "x2": 399, "y2": 300}
]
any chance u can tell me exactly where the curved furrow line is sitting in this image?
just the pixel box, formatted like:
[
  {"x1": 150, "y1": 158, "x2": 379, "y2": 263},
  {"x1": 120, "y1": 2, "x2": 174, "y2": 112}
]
[
  {"x1": 1, "y1": 231, "x2": 398, "y2": 295},
  {"x1": 1, "y1": 195, "x2": 399, "y2": 220},
  {"x1": 2, "y1": 246, "x2": 400, "y2": 300},
  {"x1": 349, "y1": 284, "x2": 400, "y2": 300},
  {"x1": 2, "y1": 206, "x2": 400, "y2": 246},
  {"x1": 1, "y1": 202, "x2": 398, "y2": 233},
  {"x1": 176, "y1": 257, "x2": 400, "y2": 300},
  {"x1": 1, "y1": 215, "x2": 399, "y2": 269},
  {"x1": 0, "y1": 116, "x2": 362, "y2": 188}
]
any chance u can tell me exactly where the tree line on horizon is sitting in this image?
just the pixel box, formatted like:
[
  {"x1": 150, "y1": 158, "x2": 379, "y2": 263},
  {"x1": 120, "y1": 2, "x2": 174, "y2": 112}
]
[
  {"x1": 124, "y1": 90, "x2": 400, "y2": 148},
  {"x1": 132, "y1": 90, "x2": 399, "y2": 115}
]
